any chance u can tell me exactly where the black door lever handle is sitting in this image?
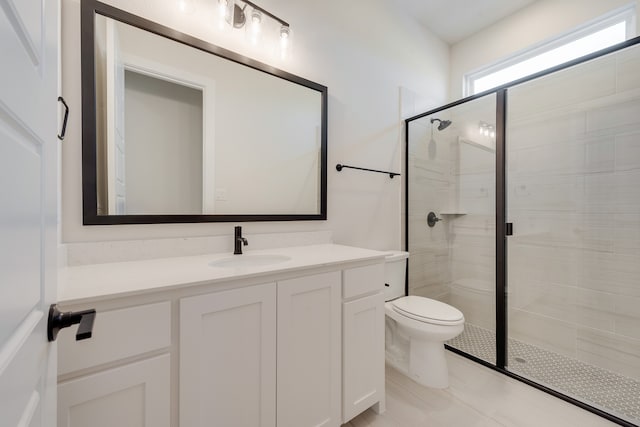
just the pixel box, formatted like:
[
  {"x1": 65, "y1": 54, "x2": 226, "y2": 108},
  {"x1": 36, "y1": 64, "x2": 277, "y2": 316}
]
[{"x1": 47, "y1": 304, "x2": 96, "y2": 342}]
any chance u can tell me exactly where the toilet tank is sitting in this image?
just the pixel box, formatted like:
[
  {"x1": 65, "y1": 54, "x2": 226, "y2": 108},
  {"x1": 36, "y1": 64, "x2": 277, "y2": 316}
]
[{"x1": 384, "y1": 251, "x2": 409, "y2": 301}]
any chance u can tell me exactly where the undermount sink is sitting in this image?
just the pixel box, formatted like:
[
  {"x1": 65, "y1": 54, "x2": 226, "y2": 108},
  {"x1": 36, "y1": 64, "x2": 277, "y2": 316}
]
[{"x1": 209, "y1": 254, "x2": 292, "y2": 268}]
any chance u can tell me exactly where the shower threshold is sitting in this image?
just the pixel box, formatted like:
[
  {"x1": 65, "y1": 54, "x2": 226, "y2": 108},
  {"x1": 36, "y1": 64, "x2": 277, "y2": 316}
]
[{"x1": 447, "y1": 323, "x2": 640, "y2": 425}]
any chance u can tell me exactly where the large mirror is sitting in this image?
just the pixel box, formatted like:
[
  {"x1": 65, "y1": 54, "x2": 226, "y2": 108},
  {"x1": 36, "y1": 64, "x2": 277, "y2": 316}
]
[{"x1": 82, "y1": 0, "x2": 327, "y2": 225}]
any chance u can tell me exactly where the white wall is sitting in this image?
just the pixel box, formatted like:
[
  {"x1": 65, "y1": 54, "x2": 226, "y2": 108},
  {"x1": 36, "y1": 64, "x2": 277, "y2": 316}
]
[
  {"x1": 60, "y1": 0, "x2": 449, "y2": 251},
  {"x1": 450, "y1": 0, "x2": 639, "y2": 100}
]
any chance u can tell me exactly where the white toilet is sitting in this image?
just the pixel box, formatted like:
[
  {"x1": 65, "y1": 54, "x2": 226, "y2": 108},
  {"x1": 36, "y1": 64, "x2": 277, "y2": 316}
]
[{"x1": 384, "y1": 251, "x2": 464, "y2": 389}]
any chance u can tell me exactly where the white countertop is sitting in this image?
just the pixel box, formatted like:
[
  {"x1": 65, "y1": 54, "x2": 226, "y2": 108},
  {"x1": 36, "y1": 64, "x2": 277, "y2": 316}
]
[{"x1": 58, "y1": 244, "x2": 386, "y2": 305}]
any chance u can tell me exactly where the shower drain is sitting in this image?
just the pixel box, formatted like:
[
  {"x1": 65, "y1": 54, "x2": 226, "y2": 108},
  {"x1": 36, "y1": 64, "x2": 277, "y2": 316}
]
[{"x1": 514, "y1": 357, "x2": 527, "y2": 364}]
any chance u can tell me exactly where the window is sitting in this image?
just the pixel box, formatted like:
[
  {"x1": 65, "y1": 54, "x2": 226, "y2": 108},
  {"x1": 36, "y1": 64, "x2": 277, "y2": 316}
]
[{"x1": 464, "y1": 4, "x2": 637, "y2": 96}]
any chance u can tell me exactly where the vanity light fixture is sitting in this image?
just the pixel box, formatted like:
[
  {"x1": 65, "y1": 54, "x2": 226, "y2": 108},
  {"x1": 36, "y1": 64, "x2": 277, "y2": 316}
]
[{"x1": 217, "y1": 0, "x2": 291, "y2": 56}]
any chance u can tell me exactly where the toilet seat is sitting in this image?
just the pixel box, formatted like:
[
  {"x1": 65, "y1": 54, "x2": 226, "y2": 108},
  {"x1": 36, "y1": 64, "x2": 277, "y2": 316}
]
[{"x1": 391, "y1": 296, "x2": 464, "y2": 326}]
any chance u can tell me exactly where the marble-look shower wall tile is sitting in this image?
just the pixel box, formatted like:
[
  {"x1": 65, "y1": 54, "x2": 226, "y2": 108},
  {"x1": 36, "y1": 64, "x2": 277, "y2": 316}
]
[
  {"x1": 411, "y1": 283, "x2": 450, "y2": 300},
  {"x1": 584, "y1": 169, "x2": 640, "y2": 214},
  {"x1": 458, "y1": 173, "x2": 495, "y2": 214},
  {"x1": 450, "y1": 214, "x2": 495, "y2": 235},
  {"x1": 458, "y1": 143, "x2": 494, "y2": 175},
  {"x1": 575, "y1": 288, "x2": 617, "y2": 333},
  {"x1": 509, "y1": 309, "x2": 578, "y2": 359},
  {"x1": 508, "y1": 173, "x2": 583, "y2": 213},
  {"x1": 613, "y1": 214, "x2": 640, "y2": 255},
  {"x1": 615, "y1": 132, "x2": 640, "y2": 172},
  {"x1": 577, "y1": 213, "x2": 615, "y2": 253},
  {"x1": 507, "y1": 212, "x2": 579, "y2": 248},
  {"x1": 584, "y1": 136, "x2": 616, "y2": 173},
  {"x1": 577, "y1": 328, "x2": 640, "y2": 381},
  {"x1": 449, "y1": 286, "x2": 495, "y2": 330},
  {"x1": 509, "y1": 243, "x2": 581, "y2": 288},
  {"x1": 586, "y1": 97, "x2": 640, "y2": 133},
  {"x1": 510, "y1": 280, "x2": 579, "y2": 326},
  {"x1": 407, "y1": 215, "x2": 449, "y2": 248},
  {"x1": 510, "y1": 138, "x2": 585, "y2": 176},
  {"x1": 507, "y1": 112, "x2": 587, "y2": 152},
  {"x1": 614, "y1": 294, "x2": 640, "y2": 341},
  {"x1": 450, "y1": 243, "x2": 494, "y2": 282},
  {"x1": 410, "y1": 154, "x2": 450, "y2": 180},
  {"x1": 578, "y1": 251, "x2": 640, "y2": 298},
  {"x1": 616, "y1": 44, "x2": 640, "y2": 92},
  {"x1": 408, "y1": 247, "x2": 451, "y2": 296},
  {"x1": 408, "y1": 179, "x2": 451, "y2": 217}
]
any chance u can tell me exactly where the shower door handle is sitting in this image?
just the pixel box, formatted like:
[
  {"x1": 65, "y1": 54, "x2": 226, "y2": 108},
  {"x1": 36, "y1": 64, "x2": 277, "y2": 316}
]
[{"x1": 505, "y1": 223, "x2": 513, "y2": 236}]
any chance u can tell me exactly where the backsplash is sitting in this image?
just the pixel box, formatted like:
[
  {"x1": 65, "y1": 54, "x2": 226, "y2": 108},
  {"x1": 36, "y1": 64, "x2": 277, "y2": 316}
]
[{"x1": 62, "y1": 230, "x2": 332, "y2": 266}]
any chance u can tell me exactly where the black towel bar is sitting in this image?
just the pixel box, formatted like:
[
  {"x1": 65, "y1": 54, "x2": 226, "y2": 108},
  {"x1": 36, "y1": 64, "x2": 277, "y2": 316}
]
[{"x1": 336, "y1": 164, "x2": 400, "y2": 178}]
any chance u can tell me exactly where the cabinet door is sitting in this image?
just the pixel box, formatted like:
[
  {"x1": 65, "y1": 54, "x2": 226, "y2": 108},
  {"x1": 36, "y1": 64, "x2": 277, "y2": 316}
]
[
  {"x1": 277, "y1": 272, "x2": 341, "y2": 427},
  {"x1": 180, "y1": 283, "x2": 276, "y2": 427},
  {"x1": 57, "y1": 354, "x2": 170, "y2": 427},
  {"x1": 343, "y1": 292, "x2": 385, "y2": 422}
]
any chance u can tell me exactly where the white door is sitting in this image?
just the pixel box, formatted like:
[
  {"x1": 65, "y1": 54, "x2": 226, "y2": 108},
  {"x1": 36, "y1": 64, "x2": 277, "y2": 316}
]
[{"x1": 0, "y1": 0, "x2": 59, "y2": 425}]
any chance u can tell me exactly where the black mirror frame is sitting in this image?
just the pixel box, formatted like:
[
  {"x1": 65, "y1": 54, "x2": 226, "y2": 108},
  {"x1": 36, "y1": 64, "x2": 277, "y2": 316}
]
[{"x1": 81, "y1": 0, "x2": 328, "y2": 225}]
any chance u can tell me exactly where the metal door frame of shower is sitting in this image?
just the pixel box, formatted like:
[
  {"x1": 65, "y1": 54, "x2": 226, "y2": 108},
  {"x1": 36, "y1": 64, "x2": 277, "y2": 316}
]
[{"x1": 404, "y1": 35, "x2": 640, "y2": 427}]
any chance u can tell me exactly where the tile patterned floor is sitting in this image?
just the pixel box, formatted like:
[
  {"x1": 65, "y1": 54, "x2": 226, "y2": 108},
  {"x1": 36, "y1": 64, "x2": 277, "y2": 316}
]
[{"x1": 447, "y1": 323, "x2": 640, "y2": 425}]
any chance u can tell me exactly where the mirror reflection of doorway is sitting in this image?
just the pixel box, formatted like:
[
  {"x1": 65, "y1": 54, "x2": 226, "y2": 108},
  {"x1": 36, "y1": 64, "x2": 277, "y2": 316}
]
[{"x1": 122, "y1": 70, "x2": 204, "y2": 215}]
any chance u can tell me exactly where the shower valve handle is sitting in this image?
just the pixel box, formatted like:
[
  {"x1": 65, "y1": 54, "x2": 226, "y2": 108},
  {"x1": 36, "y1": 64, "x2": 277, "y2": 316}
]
[{"x1": 427, "y1": 212, "x2": 441, "y2": 227}]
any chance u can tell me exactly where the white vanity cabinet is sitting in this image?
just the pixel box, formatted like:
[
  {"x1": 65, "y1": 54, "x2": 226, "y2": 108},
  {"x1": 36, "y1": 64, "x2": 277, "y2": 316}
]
[
  {"x1": 180, "y1": 282, "x2": 277, "y2": 427},
  {"x1": 342, "y1": 264, "x2": 386, "y2": 422},
  {"x1": 57, "y1": 302, "x2": 172, "y2": 427},
  {"x1": 57, "y1": 245, "x2": 386, "y2": 427},
  {"x1": 180, "y1": 272, "x2": 342, "y2": 427},
  {"x1": 277, "y1": 272, "x2": 342, "y2": 427}
]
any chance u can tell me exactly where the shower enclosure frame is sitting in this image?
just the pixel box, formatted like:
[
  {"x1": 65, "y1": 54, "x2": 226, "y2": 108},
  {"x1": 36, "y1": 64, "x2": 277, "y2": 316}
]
[{"x1": 405, "y1": 35, "x2": 640, "y2": 427}]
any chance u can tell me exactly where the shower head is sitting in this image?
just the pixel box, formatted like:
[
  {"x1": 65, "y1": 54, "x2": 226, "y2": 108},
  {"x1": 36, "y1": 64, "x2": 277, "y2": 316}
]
[{"x1": 430, "y1": 118, "x2": 452, "y2": 131}]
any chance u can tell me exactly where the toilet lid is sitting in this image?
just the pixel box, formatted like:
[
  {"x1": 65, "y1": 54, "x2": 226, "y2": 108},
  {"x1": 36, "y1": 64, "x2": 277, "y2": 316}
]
[{"x1": 391, "y1": 296, "x2": 464, "y2": 324}]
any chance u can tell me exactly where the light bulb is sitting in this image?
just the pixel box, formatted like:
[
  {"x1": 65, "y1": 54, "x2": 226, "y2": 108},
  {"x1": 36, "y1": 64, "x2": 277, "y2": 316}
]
[
  {"x1": 245, "y1": 9, "x2": 262, "y2": 45},
  {"x1": 218, "y1": 0, "x2": 231, "y2": 29},
  {"x1": 279, "y1": 25, "x2": 291, "y2": 59},
  {"x1": 251, "y1": 10, "x2": 262, "y2": 33}
]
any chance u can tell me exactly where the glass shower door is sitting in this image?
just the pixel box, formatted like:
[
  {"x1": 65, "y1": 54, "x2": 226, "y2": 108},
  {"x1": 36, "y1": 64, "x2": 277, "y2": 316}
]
[
  {"x1": 506, "y1": 42, "x2": 640, "y2": 425},
  {"x1": 406, "y1": 94, "x2": 497, "y2": 365}
]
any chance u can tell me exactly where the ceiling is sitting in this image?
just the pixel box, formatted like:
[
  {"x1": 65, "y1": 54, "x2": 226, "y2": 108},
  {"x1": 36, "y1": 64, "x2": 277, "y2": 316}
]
[{"x1": 396, "y1": 0, "x2": 538, "y2": 44}]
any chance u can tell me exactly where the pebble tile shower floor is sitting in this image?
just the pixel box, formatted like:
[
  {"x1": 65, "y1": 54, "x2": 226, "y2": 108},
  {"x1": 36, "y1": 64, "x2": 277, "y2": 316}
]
[{"x1": 447, "y1": 323, "x2": 640, "y2": 425}]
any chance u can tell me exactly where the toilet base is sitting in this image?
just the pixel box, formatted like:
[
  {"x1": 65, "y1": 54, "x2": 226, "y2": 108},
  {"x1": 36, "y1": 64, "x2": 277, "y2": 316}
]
[{"x1": 408, "y1": 339, "x2": 449, "y2": 389}]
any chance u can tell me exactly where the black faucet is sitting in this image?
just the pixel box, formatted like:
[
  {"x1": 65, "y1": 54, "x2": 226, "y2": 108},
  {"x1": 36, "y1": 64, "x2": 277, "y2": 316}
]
[{"x1": 234, "y1": 226, "x2": 248, "y2": 255}]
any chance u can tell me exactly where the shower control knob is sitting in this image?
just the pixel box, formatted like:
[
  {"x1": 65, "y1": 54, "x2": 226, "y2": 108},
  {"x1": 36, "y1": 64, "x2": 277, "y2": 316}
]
[{"x1": 427, "y1": 212, "x2": 441, "y2": 227}]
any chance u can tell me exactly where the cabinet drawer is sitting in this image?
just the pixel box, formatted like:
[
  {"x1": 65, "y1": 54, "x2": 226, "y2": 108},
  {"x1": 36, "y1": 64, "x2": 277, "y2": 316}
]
[
  {"x1": 342, "y1": 263, "x2": 384, "y2": 300},
  {"x1": 59, "y1": 301, "x2": 171, "y2": 375},
  {"x1": 58, "y1": 354, "x2": 170, "y2": 427}
]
